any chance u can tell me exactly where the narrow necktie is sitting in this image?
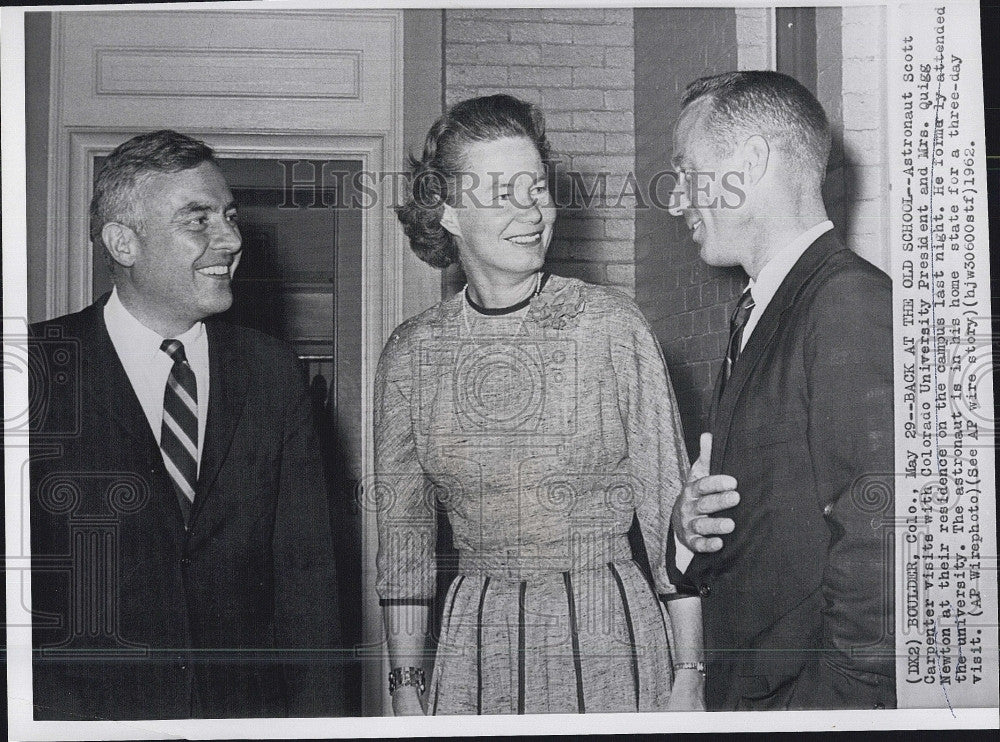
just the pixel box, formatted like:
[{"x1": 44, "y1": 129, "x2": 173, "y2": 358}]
[
  {"x1": 160, "y1": 339, "x2": 198, "y2": 521},
  {"x1": 722, "y1": 288, "x2": 756, "y2": 393}
]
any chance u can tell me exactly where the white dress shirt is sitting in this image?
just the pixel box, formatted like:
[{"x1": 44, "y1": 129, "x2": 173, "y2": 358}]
[
  {"x1": 104, "y1": 287, "x2": 210, "y2": 473},
  {"x1": 738, "y1": 220, "x2": 834, "y2": 351},
  {"x1": 674, "y1": 220, "x2": 834, "y2": 573}
]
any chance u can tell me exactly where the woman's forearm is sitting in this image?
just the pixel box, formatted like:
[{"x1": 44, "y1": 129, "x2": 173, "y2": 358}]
[
  {"x1": 384, "y1": 603, "x2": 430, "y2": 669},
  {"x1": 384, "y1": 603, "x2": 432, "y2": 715},
  {"x1": 666, "y1": 595, "x2": 703, "y2": 665},
  {"x1": 665, "y1": 595, "x2": 706, "y2": 710}
]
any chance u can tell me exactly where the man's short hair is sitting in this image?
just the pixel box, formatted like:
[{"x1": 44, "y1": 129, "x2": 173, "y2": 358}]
[
  {"x1": 90, "y1": 130, "x2": 216, "y2": 260},
  {"x1": 682, "y1": 70, "x2": 831, "y2": 183}
]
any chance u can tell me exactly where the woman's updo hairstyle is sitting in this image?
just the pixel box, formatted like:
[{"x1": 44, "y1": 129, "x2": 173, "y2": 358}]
[{"x1": 396, "y1": 94, "x2": 552, "y2": 268}]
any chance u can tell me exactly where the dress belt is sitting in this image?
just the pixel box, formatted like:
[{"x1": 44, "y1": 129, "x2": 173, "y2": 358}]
[{"x1": 457, "y1": 536, "x2": 632, "y2": 582}]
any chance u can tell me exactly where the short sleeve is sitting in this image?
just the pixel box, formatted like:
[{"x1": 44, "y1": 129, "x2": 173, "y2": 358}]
[{"x1": 373, "y1": 328, "x2": 437, "y2": 602}]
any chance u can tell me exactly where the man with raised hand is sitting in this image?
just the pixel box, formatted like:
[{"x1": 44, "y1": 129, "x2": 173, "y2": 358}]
[{"x1": 666, "y1": 71, "x2": 895, "y2": 710}]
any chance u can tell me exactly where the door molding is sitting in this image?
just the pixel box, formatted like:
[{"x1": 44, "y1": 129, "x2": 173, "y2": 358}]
[{"x1": 45, "y1": 9, "x2": 417, "y2": 715}]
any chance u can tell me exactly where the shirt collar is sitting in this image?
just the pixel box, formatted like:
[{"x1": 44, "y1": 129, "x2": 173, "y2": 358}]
[
  {"x1": 746, "y1": 220, "x2": 834, "y2": 309},
  {"x1": 105, "y1": 287, "x2": 205, "y2": 359}
]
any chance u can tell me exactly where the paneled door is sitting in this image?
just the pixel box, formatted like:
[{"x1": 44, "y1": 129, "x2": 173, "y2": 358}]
[{"x1": 46, "y1": 8, "x2": 434, "y2": 714}]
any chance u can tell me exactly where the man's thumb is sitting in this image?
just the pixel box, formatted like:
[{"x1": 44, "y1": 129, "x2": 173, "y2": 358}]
[{"x1": 691, "y1": 432, "x2": 712, "y2": 478}]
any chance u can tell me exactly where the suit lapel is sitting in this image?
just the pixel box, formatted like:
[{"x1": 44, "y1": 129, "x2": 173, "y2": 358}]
[
  {"x1": 712, "y1": 232, "x2": 846, "y2": 465},
  {"x1": 707, "y1": 354, "x2": 726, "y2": 432},
  {"x1": 188, "y1": 321, "x2": 250, "y2": 531},
  {"x1": 82, "y1": 297, "x2": 189, "y2": 536},
  {"x1": 83, "y1": 300, "x2": 160, "y2": 448}
]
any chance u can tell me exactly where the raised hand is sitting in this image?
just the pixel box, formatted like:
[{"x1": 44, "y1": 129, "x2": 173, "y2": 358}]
[{"x1": 672, "y1": 433, "x2": 740, "y2": 553}]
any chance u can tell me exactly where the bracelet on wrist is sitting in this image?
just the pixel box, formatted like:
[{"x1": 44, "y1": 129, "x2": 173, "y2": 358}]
[
  {"x1": 388, "y1": 666, "x2": 426, "y2": 696},
  {"x1": 673, "y1": 661, "x2": 706, "y2": 675}
]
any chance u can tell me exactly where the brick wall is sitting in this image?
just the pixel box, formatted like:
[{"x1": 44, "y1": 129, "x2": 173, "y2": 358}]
[
  {"x1": 441, "y1": 7, "x2": 883, "y2": 458},
  {"x1": 634, "y1": 8, "x2": 741, "y2": 458},
  {"x1": 444, "y1": 8, "x2": 637, "y2": 294},
  {"x1": 817, "y1": 6, "x2": 890, "y2": 275},
  {"x1": 818, "y1": 7, "x2": 848, "y2": 233}
]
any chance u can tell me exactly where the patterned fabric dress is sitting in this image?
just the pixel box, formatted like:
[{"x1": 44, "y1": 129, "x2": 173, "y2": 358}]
[{"x1": 374, "y1": 274, "x2": 690, "y2": 714}]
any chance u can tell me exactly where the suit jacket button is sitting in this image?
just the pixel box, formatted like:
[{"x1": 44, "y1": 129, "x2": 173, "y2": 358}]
[
  {"x1": 699, "y1": 584, "x2": 711, "y2": 597},
  {"x1": 180, "y1": 557, "x2": 191, "y2": 566},
  {"x1": 822, "y1": 503, "x2": 833, "y2": 516}
]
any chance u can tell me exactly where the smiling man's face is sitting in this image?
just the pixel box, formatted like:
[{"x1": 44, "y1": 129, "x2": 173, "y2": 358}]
[
  {"x1": 670, "y1": 97, "x2": 750, "y2": 269},
  {"x1": 125, "y1": 161, "x2": 242, "y2": 334}
]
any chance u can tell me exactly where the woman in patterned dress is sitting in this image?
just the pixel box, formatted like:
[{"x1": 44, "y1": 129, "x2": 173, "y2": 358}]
[{"x1": 375, "y1": 94, "x2": 704, "y2": 716}]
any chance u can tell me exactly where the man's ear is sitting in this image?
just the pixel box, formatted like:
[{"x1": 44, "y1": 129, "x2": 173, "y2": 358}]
[
  {"x1": 102, "y1": 222, "x2": 140, "y2": 268},
  {"x1": 741, "y1": 134, "x2": 770, "y2": 186},
  {"x1": 439, "y1": 203, "x2": 461, "y2": 238}
]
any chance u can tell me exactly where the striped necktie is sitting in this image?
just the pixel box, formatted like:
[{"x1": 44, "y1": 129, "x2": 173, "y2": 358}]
[
  {"x1": 160, "y1": 339, "x2": 198, "y2": 521},
  {"x1": 722, "y1": 288, "x2": 756, "y2": 393}
]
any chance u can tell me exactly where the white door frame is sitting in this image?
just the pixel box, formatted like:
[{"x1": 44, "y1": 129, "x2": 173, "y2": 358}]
[{"x1": 44, "y1": 9, "x2": 419, "y2": 715}]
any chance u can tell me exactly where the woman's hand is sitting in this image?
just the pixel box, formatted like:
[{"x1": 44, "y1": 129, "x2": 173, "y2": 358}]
[
  {"x1": 666, "y1": 668, "x2": 706, "y2": 711},
  {"x1": 391, "y1": 686, "x2": 427, "y2": 716}
]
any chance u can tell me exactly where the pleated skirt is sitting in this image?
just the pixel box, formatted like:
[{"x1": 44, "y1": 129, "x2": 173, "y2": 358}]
[{"x1": 429, "y1": 559, "x2": 675, "y2": 715}]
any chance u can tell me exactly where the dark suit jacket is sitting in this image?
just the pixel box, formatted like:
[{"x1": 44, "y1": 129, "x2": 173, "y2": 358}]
[
  {"x1": 29, "y1": 296, "x2": 344, "y2": 720},
  {"x1": 669, "y1": 232, "x2": 895, "y2": 710}
]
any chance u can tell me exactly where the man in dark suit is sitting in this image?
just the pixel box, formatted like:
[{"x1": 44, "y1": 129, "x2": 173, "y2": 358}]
[
  {"x1": 29, "y1": 130, "x2": 344, "y2": 719},
  {"x1": 665, "y1": 72, "x2": 895, "y2": 710}
]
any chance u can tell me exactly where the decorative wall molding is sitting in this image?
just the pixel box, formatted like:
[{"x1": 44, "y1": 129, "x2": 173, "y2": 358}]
[{"x1": 95, "y1": 47, "x2": 362, "y2": 100}]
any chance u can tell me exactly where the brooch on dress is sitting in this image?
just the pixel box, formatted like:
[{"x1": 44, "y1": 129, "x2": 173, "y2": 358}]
[{"x1": 527, "y1": 282, "x2": 586, "y2": 330}]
